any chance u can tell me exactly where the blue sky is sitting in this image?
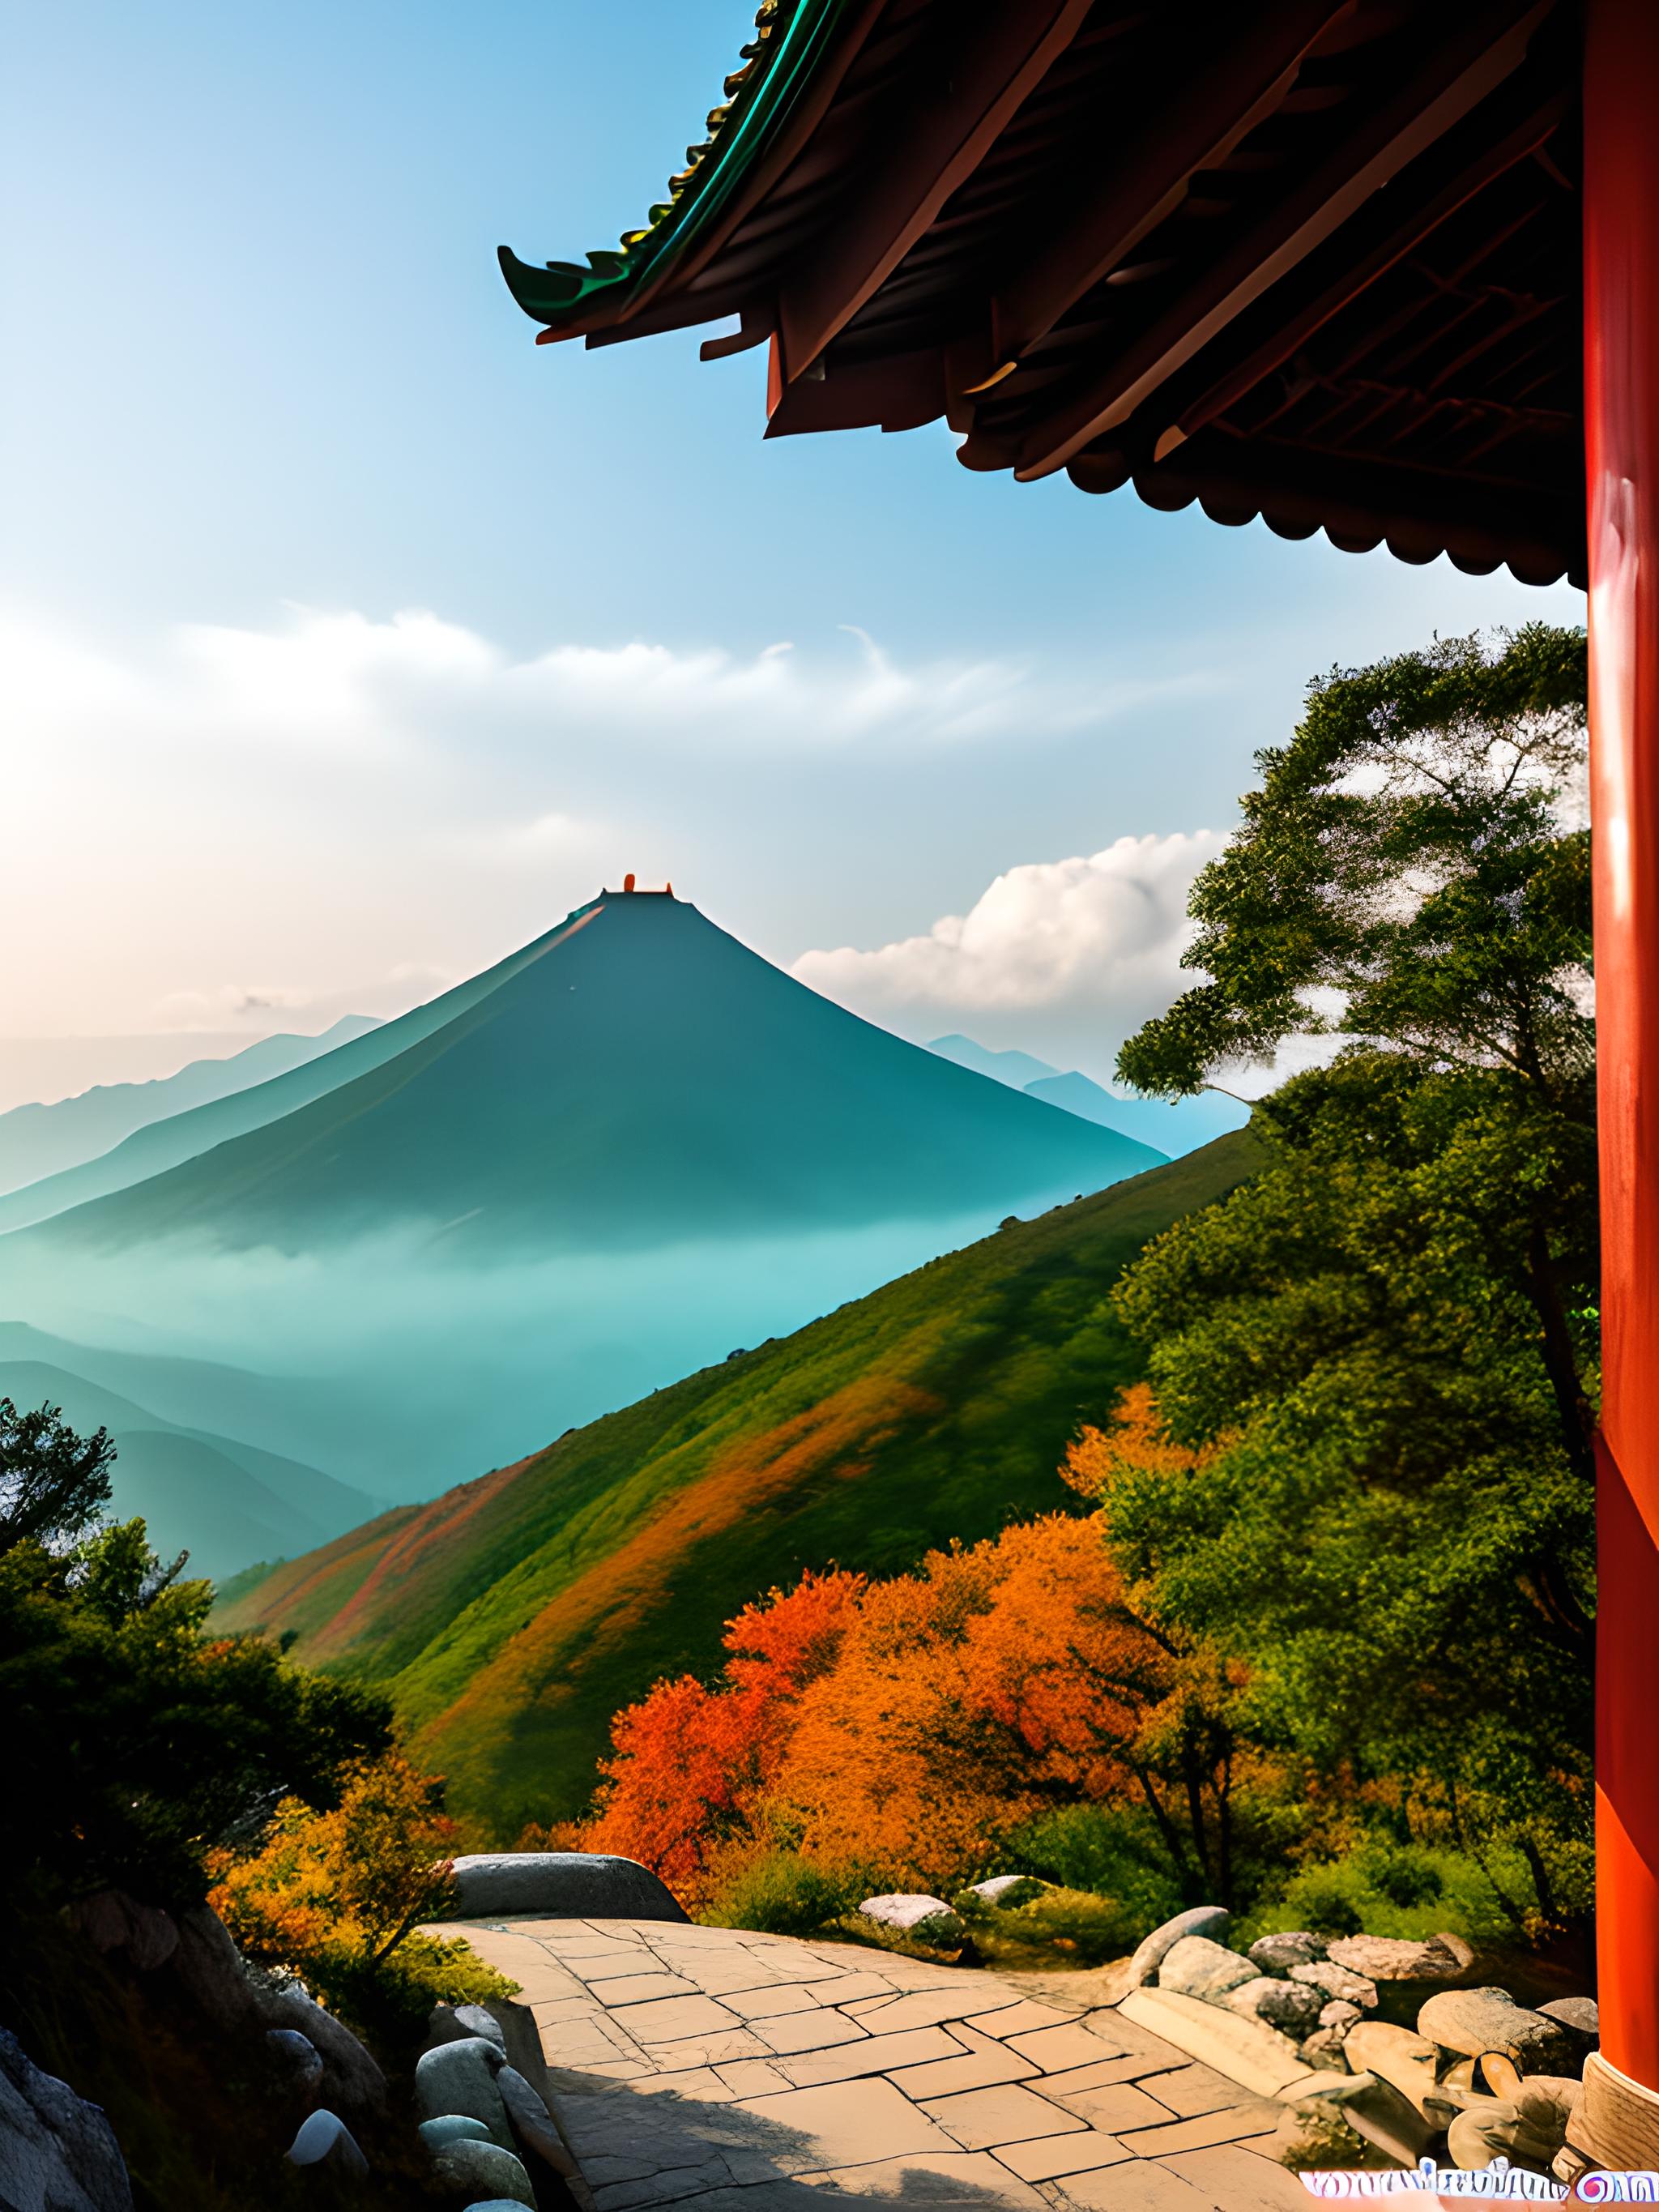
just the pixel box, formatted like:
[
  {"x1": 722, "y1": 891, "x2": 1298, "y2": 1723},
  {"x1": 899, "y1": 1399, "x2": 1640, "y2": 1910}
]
[{"x1": 3, "y1": 0, "x2": 1583, "y2": 1100}]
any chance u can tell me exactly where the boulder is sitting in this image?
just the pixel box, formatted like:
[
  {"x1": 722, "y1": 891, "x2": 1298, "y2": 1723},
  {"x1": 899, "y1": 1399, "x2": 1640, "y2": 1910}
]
[
  {"x1": 167, "y1": 1905, "x2": 262, "y2": 2033},
  {"x1": 1344, "y1": 2022, "x2": 1439, "y2": 2116},
  {"x1": 1158, "y1": 1935, "x2": 1259, "y2": 2001},
  {"x1": 1224, "y1": 1976, "x2": 1324, "y2": 2035},
  {"x1": 858, "y1": 1894, "x2": 962, "y2": 1935},
  {"x1": 1418, "y1": 1988, "x2": 1576, "y2": 2073},
  {"x1": 0, "y1": 2029, "x2": 133, "y2": 2212},
  {"x1": 1125, "y1": 1905, "x2": 1230, "y2": 1988},
  {"x1": 285, "y1": 2109, "x2": 369, "y2": 2179},
  {"x1": 431, "y1": 2138, "x2": 534, "y2": 2205},
  {"x1": 1288, "y1": 1958, "x2": 1379, "y2": 2009},
  {"x1": 265, "y1": 2028, "x2": 324, "y2": 2104},
  {"x1": 429, "y1": 2002, "x2": 506, "y2": 2053},
  {"x1": 420, "y1": 2116, "x2": 493, "y2": 2151},
  {"x1": 1537, "y1": 1996, "x2": 1599, "y2": 2045},
  {"x1": 1326, "y1": 1931, "x2": 1473, "y2": 1983},
  {"x1": 414, "y1": 2037, "x2": 513, "y2": 2150},
  {"x1": 67, "y1": 1890, "x2": 179, "y2": 1973},
  {"x1": 262, "y1": 1985, "x2": 388, "y2": 2115},
  {"x1": 450, "y1": 1851, "x2": 689, "y2": 1924},
  {"x1": 1247, "y1": 1931, "x2": 1324, "y2": 1976},
  {"x1": 1320, "y1": 2001, "x2": 1363, "y2": 2031},
  {"x1": 497, "y1": 2065, "x2": 578, "y2": 2178}
]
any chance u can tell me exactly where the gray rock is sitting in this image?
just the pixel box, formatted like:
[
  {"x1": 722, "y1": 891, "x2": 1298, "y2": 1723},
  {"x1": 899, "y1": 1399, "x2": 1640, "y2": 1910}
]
[
  {"x1": 414, "y1": 2036, "x2": 513, "y2": 2150},
  {"x1": 429, "y1": 2001, "x2": 507, "y2": 2052},
  {"x1": 1247, "y1": 1930, "x2": 1324, "y2": 1975},
  {"x1": 1158, "y1": 1934, "x2": 1258, "y2": 2001},
  {"x1": 261, "y1": 1984, "x2": 387, "y2": 2115},
  {"x1": 432, "y1": 2139, "x2": 534, "y2": 2204},
  {"x1": 1418, "y1": 1988, "x2": 1574, "y2": 2073},
  {"x1": 1327, "y1": 1931, "x2": 1473, "y2": 1982},
  {"x1": 265, "y1": 2028, "x2": 324, "y2": 2103},
  {"x1": 1537, "y1": 1996, "x2": 1599, "y2": 2043},
  {"x1": 497, "y1": 2065, "x2": 578, "y2": 2177},
  {"x1": 1125, "y1": 1905, "x2": 1230, "y2": 1988},
  {"x1": 1224, "y1": 1975, "x2": 1324, "y2": 2034},
  {"x1": 419, "y1": 2115, "x2": 493, "y2": 2150},
  {"x1": 1289, "y1": 1958, "x2": 1380, "y2": 2009},
  {"x1": 858, "y1": 1894, "x2": 963, "y2": 1935},
  {"x1": 450, "y1": 1850, "x2": 689, "y2": 1924},
  {"x1": 479, "y1": 1997, "x2": 553, "y2": 2104},
  {"x1": 1321, "y1": 2000, "x2": 1364, "y2": 2031},
  {"x1": 285, "y1": 2108, "x2": 368, "y2": 2178},
  {"x1": 968, "y1": 1875, "x2": 1046, "y2": 1903},
  {"x1": 168, "y1": 1905, "x2": 261, "y2": 2033},
  {"x1": 0, "y1": 2030, "x2": 133, "y2": 2212}
]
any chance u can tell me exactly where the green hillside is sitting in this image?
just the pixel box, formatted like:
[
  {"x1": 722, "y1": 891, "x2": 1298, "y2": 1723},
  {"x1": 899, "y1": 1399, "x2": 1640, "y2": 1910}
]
[{"x1": 218, "y1": 1129, "x2": 1259, "y2": 1838}]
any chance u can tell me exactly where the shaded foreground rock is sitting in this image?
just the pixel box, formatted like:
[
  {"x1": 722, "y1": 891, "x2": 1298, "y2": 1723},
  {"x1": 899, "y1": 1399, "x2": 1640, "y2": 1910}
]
[
  {"x1": 450, "y1": 1851, "x2": 689, "y2": 1924},
  {"x1": 0, "y1": 2029, "x2": 132, "y2": 2212},
  {"x1": 262, "y1": 1984, "x2": 388, "y2": 2116},
  {"x1": 1226, "y1": 1975, "x2": 1324, "y2": 2034},
  {"x1": 415, "y1": 2036, "x2": 513, "y2": 2150},
  {"x1": 265, "y1": 2027, "x2": 324, "y2": 2104},
  {"x1": 286, "y1": 2107, "x2": 369, "y2": 2178},
  {"x1": 431, "y1": 2137, "x2": 534, "y2": 2204}
]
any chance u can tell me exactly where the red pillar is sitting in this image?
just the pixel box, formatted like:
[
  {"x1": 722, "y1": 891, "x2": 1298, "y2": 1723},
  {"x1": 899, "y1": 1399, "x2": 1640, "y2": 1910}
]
[{"x1": 1586, "y1": 0, "x2": 1659, "y2": 2101}]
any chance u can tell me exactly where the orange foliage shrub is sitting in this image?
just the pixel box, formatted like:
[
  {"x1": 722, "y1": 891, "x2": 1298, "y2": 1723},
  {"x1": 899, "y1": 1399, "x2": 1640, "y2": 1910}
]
[{"x1": 571, "y1": 1388, "x2": 1249, "y2": 1910}]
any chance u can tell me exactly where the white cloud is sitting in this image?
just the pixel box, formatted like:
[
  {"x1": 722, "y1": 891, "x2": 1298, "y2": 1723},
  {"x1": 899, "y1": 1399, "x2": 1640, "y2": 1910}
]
[
  {"x1": 792, "y1": 834, "x2": 1227, "y2": 1082},
  {"x1": 0, "y1": 597, "x2": 1220, "y2": 1058}
]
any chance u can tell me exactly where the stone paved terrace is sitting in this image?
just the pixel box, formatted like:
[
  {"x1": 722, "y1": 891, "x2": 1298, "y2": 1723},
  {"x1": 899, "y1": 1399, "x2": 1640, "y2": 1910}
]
[{"x1": 429, "y1": 1913, "x2": 1315, "y2": 2211}]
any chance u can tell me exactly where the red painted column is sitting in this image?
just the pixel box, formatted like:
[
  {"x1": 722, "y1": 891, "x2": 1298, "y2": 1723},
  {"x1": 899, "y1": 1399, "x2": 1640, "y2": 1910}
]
[{"x1": 1586, "y1": 0, "x2": 1659, "y2": 2095}]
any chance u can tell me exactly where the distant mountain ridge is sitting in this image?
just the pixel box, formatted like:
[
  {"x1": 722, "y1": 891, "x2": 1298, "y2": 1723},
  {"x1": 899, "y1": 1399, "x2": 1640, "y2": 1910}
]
[
  {"x1": 19, "y1": 894, "x2": 1164, "y2": 1259},
  {"x1": 0, "y1": 1018, "x2": 380, "y2": 1198},
  {"x1": 926, "y1": 1033, "x2": 1250, "y2": 1157},
  {"x1": 0, "y1": 1336, "x2": 377, "y2": 1581},
  {"x1": 217, "y1": 1131, "x2": 1260, "y2": 1838}
]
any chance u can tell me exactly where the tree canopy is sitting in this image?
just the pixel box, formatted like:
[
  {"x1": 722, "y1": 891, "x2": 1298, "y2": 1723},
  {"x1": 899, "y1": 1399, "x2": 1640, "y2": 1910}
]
[{"x1": 1107, "y1": 626, "x2": 1595, "y2": 1924}]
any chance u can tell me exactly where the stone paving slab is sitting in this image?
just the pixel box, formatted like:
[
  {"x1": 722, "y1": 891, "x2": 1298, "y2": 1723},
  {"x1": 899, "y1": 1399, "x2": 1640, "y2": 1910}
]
[{"x1": 424, "y1": 1914, "x2": 1307, "y2": 2209}]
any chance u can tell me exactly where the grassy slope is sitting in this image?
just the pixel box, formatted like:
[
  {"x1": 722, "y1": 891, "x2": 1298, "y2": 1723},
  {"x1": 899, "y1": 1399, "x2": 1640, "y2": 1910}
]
[{"x1": 218, "y1": 1132, "x2": 1259, "y2": 1836}]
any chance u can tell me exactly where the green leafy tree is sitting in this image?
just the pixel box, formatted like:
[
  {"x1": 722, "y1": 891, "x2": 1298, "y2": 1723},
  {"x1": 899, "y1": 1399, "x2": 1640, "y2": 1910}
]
[
  {"x1": 1109, "y1": 626, "x2": 1595, "y2": 1926},
  {"x1": 1, "y1": 1396, "x2": 116, "y2": 1552}
]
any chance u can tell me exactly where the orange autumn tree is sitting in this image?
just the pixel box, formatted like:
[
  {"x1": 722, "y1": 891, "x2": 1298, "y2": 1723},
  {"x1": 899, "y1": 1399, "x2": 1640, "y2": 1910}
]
[{"x1": 570, "y1": 1386, "x2": 1260, "y2": 1912}]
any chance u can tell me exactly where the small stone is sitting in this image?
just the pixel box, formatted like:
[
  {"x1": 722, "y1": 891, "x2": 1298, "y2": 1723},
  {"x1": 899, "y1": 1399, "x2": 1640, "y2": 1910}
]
[
  {"x1": 1247, "y1": 1930, "x2": 1325, "y2": 1975},
  {"x1": 414, "y1": 2037, "x2": 513, "y2": 2150},
  {"x1": 265, "y1": 2029, "x2": 323, "y2": 2103},
  {"x1": 1158, "y1": 1934, "x2": 1259, "y2": 2001},
  {"x1": 968, "y1": 1874, "x2": 1047, "y2": 1904},
  {"x1": 1289, "y1": 1958, "x2": 1379, "y2": 2009},
  {"x1": 1326, "y1": 1931, "x2": 1473, "y2": 1982},
  {"x1": 286, "y1": 2108, "x2": 368, "y2": 2178},
  {"x1": 462, "y1": 2202, "x2": 535, "y2": 2212},
  {"x1": 497, "y1": 2065, "x2": 578, "y2": 2178},
  {"x1": 454, "y1": 2004, "x2": 508, "y2": 2049},
  {"x1": 1125, "y1": 1905, "x2": 1230, "y2": 1988},
  {"x1": 419, "y1": 2115, "x2": 493, "y2": 2150},
  {"x1": 432, "y1": 2138, "x2": 534, "y2": 2204},
  {"x1": 1224, "y1": 1975, "x2": 1324, "y2": 2034},
  {"x1": 1321, "y1": 2000, "x2": 1363, "y2": 2031},
  {"x1": 1537, "y1": 1996, "x2": 1599, "y2": 2043},
  {"x1": 858, "y1": 1893, "x2": 962, "y2": 1935},
  {"x1": 1418, "y1": 1988, "x2": 1575, "y2": 2073}
]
